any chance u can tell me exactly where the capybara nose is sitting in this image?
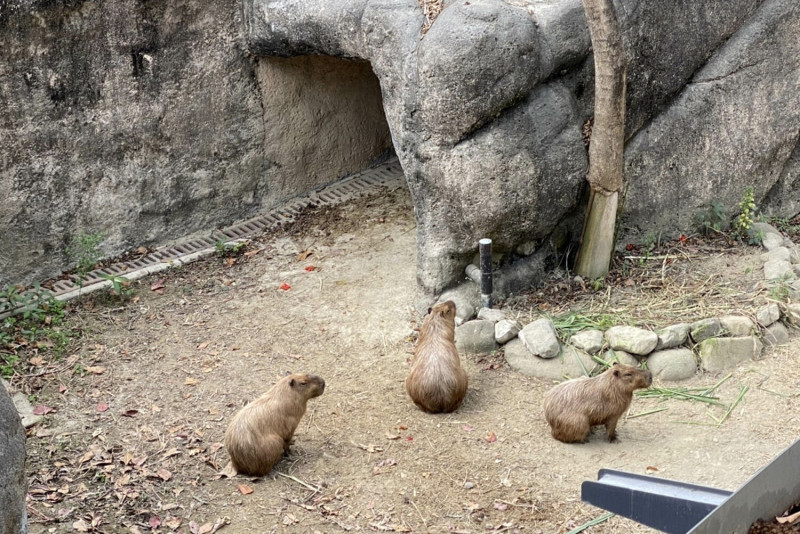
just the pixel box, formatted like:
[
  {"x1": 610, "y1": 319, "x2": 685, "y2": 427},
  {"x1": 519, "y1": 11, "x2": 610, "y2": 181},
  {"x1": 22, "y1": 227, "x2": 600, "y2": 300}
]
[
  {"x1": 646, "y1": 371, "x2": 653, "y2": 385},
  {"x1": 319, "y1": 378, "x2": 326, "y2": 392}
]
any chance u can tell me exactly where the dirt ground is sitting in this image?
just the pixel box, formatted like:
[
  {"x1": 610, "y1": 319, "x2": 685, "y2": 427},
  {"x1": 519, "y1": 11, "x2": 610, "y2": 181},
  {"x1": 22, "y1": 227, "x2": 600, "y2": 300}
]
[{"x1": 18, "y1": 184, "x2": 800, "y2": 534}]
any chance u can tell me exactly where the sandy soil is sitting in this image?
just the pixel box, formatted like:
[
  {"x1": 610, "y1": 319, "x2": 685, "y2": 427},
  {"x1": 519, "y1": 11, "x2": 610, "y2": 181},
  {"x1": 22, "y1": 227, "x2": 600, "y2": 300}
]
[{"x1": 20, "y1": 184, "x2": 800, "y2": 534}]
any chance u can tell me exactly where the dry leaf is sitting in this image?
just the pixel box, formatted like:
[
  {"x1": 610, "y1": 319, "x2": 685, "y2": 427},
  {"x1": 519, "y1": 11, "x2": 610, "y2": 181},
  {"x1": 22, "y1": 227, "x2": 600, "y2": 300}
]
[
  {"x1": 33, "y1": 405, "x2": 56, "y2": 415},
  {"x1": 165, "y1": 518, "x2": 182, "y2": 529},
  {"x1": 297, "y1": 250, "x2": 312, "y2": 261},
  {"x1": 282, "y1": 513, "x2": 298, "y2": 525},
  {"x1": 149, "y1": 516, "x2": 161, "y2": 529},
  {"x1": 777, "y1": 510, "x2": 800, "y2": 524},
  {"x1": 237, "y1": 484, "x2": 254, "y2": 495},
  {"x1": 184, "y1": 377, "x2": 199, "y2": 386},
  {"x1": 486, "y1": 431, "x2": 498, "y2": 443},
  {"x1": 150, "y1": 280, "x2": 165, "y2": 291},
  {"x1": 462, "y1": 424, "x2": 475, "y2": 432},
  {"x1": 96, "y1": 403, "x2": 109, "y2": 413},
  {"x1": 29, "y1": 356, "x2": 46, "y2": 366},
  {"x1": 279, "y1": 283, "x2": 291, "y2": 291},
  {"x1": 198, "y1": 522, "x2": 214, "y2": 534},
  {"x1": 156, "y1": 469, "x2": 172, "y2": 481},
  {"x1": 198, "y1": 342, "x2": 210, "y2": 350},
  {"x1": 385, "y1": 433, "x2": 401, "y2": 440},
  {"x1": 72, "y1": 519, "x2": 90, "y2": 532},
  {"x1": 646, "y1": 466, "x2": 659, "y2": 474},
  {"x1": 86, "y1": 366, "x2": 106, "y2": 375}
]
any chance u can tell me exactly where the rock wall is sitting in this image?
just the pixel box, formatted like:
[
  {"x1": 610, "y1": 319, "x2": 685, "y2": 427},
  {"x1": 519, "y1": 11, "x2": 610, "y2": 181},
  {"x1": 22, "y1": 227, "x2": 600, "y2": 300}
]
[
  {"x1": 2, "y1": 0, "x2": 798, "y2": 297},
  {"x1": 0, "y1": 384, "x2": 27, "y2": 534},
  {"x1": 244, "y1": 0, "x2": 799, "y2": 295},
  {"x1": 0, "y1": 0, "x2": 390, "y2": 287}
]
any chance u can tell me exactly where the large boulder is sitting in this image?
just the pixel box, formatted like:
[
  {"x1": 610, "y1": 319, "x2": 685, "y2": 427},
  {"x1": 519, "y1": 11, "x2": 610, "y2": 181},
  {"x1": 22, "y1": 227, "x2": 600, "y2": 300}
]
[{"x1": 0, "y1": 384, "x2": 27, "y2": 534}]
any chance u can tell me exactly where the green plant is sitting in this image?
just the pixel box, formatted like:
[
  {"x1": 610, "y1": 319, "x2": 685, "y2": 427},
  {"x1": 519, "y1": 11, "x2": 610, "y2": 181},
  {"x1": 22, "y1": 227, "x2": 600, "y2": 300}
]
[
  {"x1": 767, "y1": 274, "x2": 794, "y2": 302},
  {"x1": 549, "y1": 311, "x2": 618, "y2": 341},
  {"x1": 0, "y1": 354, "x2": 19, "y2": 377},
  {"x1": 694, "y1": 199, "x2": 726, "y2": 235},
  {"x1": 67, "y1": 232, "x2": 105, "y2": 282},
  {"x1": 214, "y1": 239, "x2": 247, "y2": 258},
  {"x1": 98, "y1": 274, "x2": 134, "y2": 300},
  {"x1": 733, "y1": 187, "x2": 757, "y2": 240}
]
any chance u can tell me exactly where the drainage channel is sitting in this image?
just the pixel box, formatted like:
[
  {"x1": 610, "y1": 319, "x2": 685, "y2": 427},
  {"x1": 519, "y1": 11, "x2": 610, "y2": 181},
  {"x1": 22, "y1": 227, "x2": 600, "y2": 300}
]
[{"x1": 0, "y1": 159, "x2": 406, "y2": 318}]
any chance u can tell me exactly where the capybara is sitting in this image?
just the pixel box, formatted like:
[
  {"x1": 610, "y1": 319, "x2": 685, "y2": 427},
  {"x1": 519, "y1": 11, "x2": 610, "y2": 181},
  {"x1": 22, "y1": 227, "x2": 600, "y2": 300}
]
[
  {"x1": 225, "y1": 373, "x2": 325, "y2": 476},
  {"x1": 406, "y1": 300, "x2": 468, "y2": 413},
  {"x1": 543, "y1": 363, "x2": 652, "y2": 443}
]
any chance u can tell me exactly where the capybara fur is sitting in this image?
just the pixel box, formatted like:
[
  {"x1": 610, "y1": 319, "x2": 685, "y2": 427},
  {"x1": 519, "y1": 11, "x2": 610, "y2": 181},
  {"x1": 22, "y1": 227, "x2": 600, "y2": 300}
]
[
  {"x1": 225, "y1": 373, "x2": 325, "y2": 476},
  {"x1": 406, "y1": 300, "x2": 468, "y2": 413},
  {"x1": 543, "y1": 363, "x2": 652, "y2": 443}
]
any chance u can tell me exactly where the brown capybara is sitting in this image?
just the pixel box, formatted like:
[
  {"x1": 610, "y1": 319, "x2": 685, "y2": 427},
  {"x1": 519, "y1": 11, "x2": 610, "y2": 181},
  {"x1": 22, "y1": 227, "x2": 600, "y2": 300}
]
[
  {"x1": 543, "y1": 363, "x2": 652, "y2": 443},
  {"x1": 224, "y1": 373, "x2": 325, "y2": 476},
  {"x1": 406, "y1": 300, "x2": 468, "y2": 413}
]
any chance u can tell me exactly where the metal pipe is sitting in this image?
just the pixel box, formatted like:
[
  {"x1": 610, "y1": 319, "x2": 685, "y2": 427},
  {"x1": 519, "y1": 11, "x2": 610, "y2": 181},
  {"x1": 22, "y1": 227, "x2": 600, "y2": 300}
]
[
  {"x1": 479, "y1": 238, "x2": 492, "y2": 309},
  {"x1": 465, "y1": 264, "x2": 481, "y2": 285}
]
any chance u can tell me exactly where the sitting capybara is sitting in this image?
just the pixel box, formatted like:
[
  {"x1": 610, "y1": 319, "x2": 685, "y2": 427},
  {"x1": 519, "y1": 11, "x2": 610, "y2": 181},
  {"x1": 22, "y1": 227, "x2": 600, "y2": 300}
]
[
  {"x1": 406, "y1": 300, "x2": 468, "y2": 413},
  {"x1": 225, "y1": 373, "x2": 325, "y2": 476},
  {"x1": 543, "y1": 363, "x2": 652, "y2": 443}
]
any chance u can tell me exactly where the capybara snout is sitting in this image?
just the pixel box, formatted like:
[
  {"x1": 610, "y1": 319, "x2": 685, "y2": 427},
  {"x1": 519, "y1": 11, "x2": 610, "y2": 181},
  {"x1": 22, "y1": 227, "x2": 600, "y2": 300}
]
[{"x1": 290, "y1": 374, "x2": 325, "y2": 397}]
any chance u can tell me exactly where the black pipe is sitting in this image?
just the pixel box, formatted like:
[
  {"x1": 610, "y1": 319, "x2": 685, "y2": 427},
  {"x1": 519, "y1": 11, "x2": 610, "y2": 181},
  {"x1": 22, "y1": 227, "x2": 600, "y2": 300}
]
[{"x1": 479, "y1": 238, "x2": 492, "y2": 308}]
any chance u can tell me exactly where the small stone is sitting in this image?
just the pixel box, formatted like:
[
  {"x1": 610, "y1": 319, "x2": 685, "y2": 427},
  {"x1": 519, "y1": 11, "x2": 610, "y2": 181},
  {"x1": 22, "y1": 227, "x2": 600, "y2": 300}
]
[
  {"x1": 645, "y1": 348, "x2": 697, "y2": 381},
  {"x1": 763, "y1": 322, "x2": 790, "y2": 346},
  {"x1": 762, "y1": 232, "x2": 785, "y2": 251},
  {"x1": 518, "y1": 318, "x2": 561, "y2": 359},
  {"x1": 719, "y1": 315, "x2": 755, "y2": 337},
  {"x1": 784, "y1": 304, "x2": 800, "y2": 326},
  {"x1": 504, "y1": 341, "x2": 599, "y2": 380},
  {"x1": 477, "y1": 308, "x2": 507, "y2": 323},
  {"x1": 569, "y1": 329, "x2": 604, "y2": 354},
  {"x1": 750, "y1": 222, "x2": 782, "y2": 237},
  {"x1": 764, "y1": 259, "x2": 794, "y2": 280},
  {"x1": 697, "y1": 336, "x2": 763, "y2": 373},
  {"x1": 655, "y1": 323, "x2": 690, "y2": 350},
  {"x1": 516, "y1": 241, "x2": 537, "y2": 256},
  {"x1": 464, "y1": 482, "x2": 475, "y2": 490},
  {"x1": 605, "y1": 326, "x2": 658, "y2": 356},
  {"x1": 455, "y1": 320, "x2": 499, "y2": 355},
  {"x1": 601, "y1": 349, "x2": 640, "y2": 367},
  {"x1": 761, "y1": 247, "x2": 791, "y2": 263},
  {"x1": 756, "y1": 303, "x2": 781, "y2": 327},
  {"x1": 690, "y1": 318, "x2": 722, "y2": 343},
  {"x1": 573, "y1": 275, "x2": 584, "y2": 285},
  {"x1": 495, "y1": 319, "x2": 521, "y2": 344}
]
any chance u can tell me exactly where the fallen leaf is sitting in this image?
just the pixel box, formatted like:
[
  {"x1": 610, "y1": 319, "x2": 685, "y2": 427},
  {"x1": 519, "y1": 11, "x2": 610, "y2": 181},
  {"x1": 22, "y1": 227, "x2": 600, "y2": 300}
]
[
  {"x1": 184, "y1": 377, "x2": 199, "y2": 386},
  {"x1": 73, "y1": 519, "x2": 90, "y2": 532},
  {"x1": 385, "y1": 433, "x2": 401, "y2": 440},
  {"x1": 78, "y1": 450, "x2": 94, "y2": 464},
  {"x1": 406, "y1": 436, "x2": 413, "y2": 442},
  {"x1": 304, "y1": 265, "x2": 316, "y2": 271},
  {"x1": 29, "y1": 356, "x2": 46, "y2": 366},
  {"x1": 237, "y1": 484, "x2": 254, "y2": 495},
  {"x1": 777, "y1": 510, "x2": 800, "y2": 524},
  {"x1": 165, "y1": 517, "x2": 182, "y2": 529},
  {"x1": 86, "y1": 366, "x2": 106, "y2": 375},
  {"x1": 493, "y1": 501, "x2": 508, "y2": 511},
  {"x1": 59, "y1": 384, "x2": 68, "y2": 394},
  {"x1": 462, "y1": 424, "x2": 475, "y2": 432},
  {"x1": 33, "y1": 405, "x2": 56, "y2": 415},
  {"x1": 398, "y1": 425, "x2": 408, "y2": 431},
  {"x1": 198, "y1": 522, "x2": 214, "y2": 534},
  {"x1": 197, "y1": 342, "x2": 210, "y2": 350},
  {"x1": 282, "y1": 513, "x2": 298, "y2": 525},
  {"x1": 121, "y1": 409, "x2": 139, "y2": 417},
  {"x1": 645, "y1": 466, "x2": 659, "y2": 474},
  {"x1": 297, "y1": 250, "x2": 312, "y2": 261},
  {"x1": 279, "y1": 283, "x2": 291, "y2": 291},
  {"x1": 486, "y1": 431, "x2": 498, "y2": 443},
  {"x1": 149, "y1": 516, "x2": 161, "y2": 529},
  {"x1": 150, "y1": 280, "x2": 165, "y2": 291},
  {"x1": 96, "y1": 403, "x2": 109, "y2": 413},
  {"x1": 156, "y1": 469, "x2": 172, "y2": 481}
]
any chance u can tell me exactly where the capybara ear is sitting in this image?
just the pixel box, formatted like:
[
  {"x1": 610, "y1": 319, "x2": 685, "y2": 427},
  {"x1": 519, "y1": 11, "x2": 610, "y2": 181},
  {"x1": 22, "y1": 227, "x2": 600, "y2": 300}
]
[
  {"x1": 289, "y1": 378, "x2": 296, "y2": 387},
  {"x1": 427, "y1": 307, "x2": 432, "y2": 315},
  {"x1": 611, "y1": 361, "x2": 619, "y2": 367}
]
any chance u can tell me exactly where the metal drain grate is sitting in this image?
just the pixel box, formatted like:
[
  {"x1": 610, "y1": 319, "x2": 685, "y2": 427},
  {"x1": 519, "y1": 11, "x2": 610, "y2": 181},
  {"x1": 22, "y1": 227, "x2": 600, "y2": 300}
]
[{"x1": 0, "y1": 159, "x2": 406, "y2": 317}]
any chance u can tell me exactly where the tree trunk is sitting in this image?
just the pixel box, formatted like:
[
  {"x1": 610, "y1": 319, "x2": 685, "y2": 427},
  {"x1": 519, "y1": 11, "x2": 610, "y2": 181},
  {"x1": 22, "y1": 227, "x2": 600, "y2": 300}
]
[{"x1": 574, "y1": 0, "x2": 626, "y2": 280}]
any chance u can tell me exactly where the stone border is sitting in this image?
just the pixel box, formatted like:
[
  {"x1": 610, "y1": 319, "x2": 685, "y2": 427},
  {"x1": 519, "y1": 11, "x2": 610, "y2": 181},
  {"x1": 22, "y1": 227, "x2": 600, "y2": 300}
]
[{"x1": 452, "y1": 222, "x2": 799, "y2": 381}]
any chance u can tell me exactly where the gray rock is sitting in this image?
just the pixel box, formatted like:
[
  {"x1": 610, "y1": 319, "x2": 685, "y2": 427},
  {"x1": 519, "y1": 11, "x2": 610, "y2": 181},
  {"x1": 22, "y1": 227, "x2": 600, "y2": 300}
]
[
  {"x1": 623, "y1": 0, "x2": 800, "y2": 253},
  {"x1": 605, "y1": 326, "x2": 658, "y2": 356},
  {"x1": 719, "y1": 316, "x2": 756, "y2": 337},
  {"x1": 455, "y1": 320, "x2": 499, "y2": 355},
  {"x1": 505, "y1": 340, "x2": 598, "y2": 381},
  {"x1": 764, "y1": 259, "x2": 794, "y2": 280},
  {"x1": 761, "y1": 246, "x2": 792, "y2": 263},
  {"x1": 784, "y1": 304, "x2": 800, "y2": 326},
  {"x1": 697, "y1": 336, "x2": 764, "y2": 373},
  {"x1": 494, "y1": 319, "x2": 521, "y2": 345},
  {"x1": 518, "y1": 318, "x2": 561, "y2": 359},
  {"x1": 757, "y1": 303, "x2": 781, "y2": 327},
  {"x1": 569, "y1": 329, "x2": 604, "y2": 354},
  {"x1": 690, "y1": 318, "x2": 723, "y2": 343},
  {"x1": 655, "y1": 323, "x2": 691, "y2": 350},
  {"x1": 763, "y1": 322, "x2": 790, "y2": 346},
  {"x1": 477, "y1": 308, "x2": 507, "y2": 323},
  {"x1": 0, "y1": 382, "x2": 27, "y2": 534},
  {"x1": 750, "y1": 222, "x2": 782, "y2": 237},
  {"x1": 763, "y1": 233, "x2": 787, "y2": 252},
  {"x1": 601, "y1": 349, "x2": 641, "y2": 367},
  {"x1": 645, "y1": 349, "x2": 697, "y2": 381},
  {"x1": 791, "y1": 246, "x2": 800, "y2": 265}
]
